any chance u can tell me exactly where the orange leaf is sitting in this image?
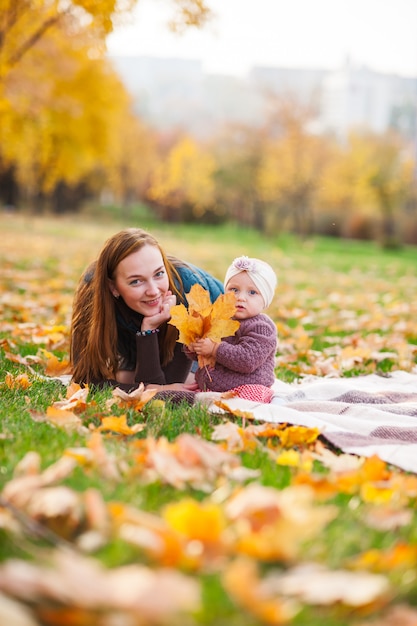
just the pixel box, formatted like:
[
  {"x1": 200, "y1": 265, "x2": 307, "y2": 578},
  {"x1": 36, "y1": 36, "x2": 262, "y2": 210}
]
[
  {"x1": 98, "y1": 414, "x2": 145, "y2": 436},
  {"x1": 5, "y1": 372, "x2": 32, "y2": 389},
  {"x1": 185, "y1": 283, "x2": 212, "y2": 314},
  {"x1": 110, "y1": 383, "x2": 157, "y2": 411},
  {"x1": 44, "y1": 353, "x2": 70, "y2": 376},
  {"x1": 168, "y1": 302, "x2": 204, "y2": 345},
  {"x1": 45, "y1": 406, "x2": 84, "y2": 430},
  {"x1": 53, "y1": 386, "x2": 89, "y2": 413},
  {"x1": 163, "y1": 498, "x2": 226, "y2": 543},
  {"x1": 169, "y1": 285, "x2": 240, "y2": 361}
]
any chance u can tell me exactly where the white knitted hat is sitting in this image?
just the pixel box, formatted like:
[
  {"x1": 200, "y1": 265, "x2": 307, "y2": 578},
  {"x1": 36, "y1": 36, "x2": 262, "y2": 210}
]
[{"x1": 224, "y1": 256, "x2": 277, "y2": 308}]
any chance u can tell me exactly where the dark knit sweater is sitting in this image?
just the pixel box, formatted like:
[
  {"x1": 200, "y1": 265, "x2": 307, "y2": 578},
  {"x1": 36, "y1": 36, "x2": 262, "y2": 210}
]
[{"x1": 194, "y1": 313, "x2": 277, "y2": 392}]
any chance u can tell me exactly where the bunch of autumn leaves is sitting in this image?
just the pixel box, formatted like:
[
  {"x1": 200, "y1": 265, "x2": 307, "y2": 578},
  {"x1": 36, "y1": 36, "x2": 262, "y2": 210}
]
[{"x1": 169, "y1": 284, "x2": 240, "y2": 367}]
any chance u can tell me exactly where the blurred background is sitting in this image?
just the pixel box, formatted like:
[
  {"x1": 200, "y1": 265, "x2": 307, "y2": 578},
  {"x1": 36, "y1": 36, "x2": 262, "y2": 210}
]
[{"x1": 1, "y1": 0, "x2": 417, "y2": 248}]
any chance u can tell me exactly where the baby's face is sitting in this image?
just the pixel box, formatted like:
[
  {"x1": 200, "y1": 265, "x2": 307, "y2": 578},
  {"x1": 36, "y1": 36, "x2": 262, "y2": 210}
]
[{"x1": 225, "y1": 271, "x2": 265, "y2": 320}]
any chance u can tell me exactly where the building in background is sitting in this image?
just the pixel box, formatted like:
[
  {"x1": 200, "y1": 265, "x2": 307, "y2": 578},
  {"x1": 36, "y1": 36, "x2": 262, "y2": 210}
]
[
  {"x1": 320, "y1": 61, "x2": 417, "y2": 140},
  {"x1": 109, "y1": 55, "x2": 417, "y2": 142}
]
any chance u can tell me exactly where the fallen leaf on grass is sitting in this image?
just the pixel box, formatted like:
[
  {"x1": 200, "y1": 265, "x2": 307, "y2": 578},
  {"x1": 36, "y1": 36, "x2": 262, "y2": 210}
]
[
  {"x1": 0, "y1": 591, "x2": 38, "y2": 626},
  {"x1": 29, "y1": 406, "x2": 86, "y2": 433},
  {"x1": 292, "y1": 472, "x2": 341, "y2": 500},
  {"x1": 134, "y1": 433, "x2": 255, "y2": 491},
  {"x1": 225, "y1": 484, "x2": 337, "y2": 562},
  {"x1": 212, "y1": 400, "x2": 256, "y2": 421},
  {"x1": 357, "y1": 604, "x2": 417, "y2": 626},
  {"x1": 334, "y1": 455, "x2": 391, "y2": 495},
  {"x1": 4, "y1": 373, "x2": 32, "y2": 390},
  {"x1": 275, "y1": 425, "x2": 321, "y2": 448},
  {"x1": 52, "y1": 385, "x2": 89, "y2": 412},
  {"x1": 360, "y1": 482, "x2": 396, "y2": 505},
  {"x1": 108, "y1": 383, "x2": 158, "y2": 411},
  {"x1": 211, "y1": 421, "x2": 259, "y2": 452},
  {"x1": 2, "y1": 455, "x2": 77, "y2": 509},
  {"x1": 4, "y1": 351, "x2": 42, "y2": 374},
  {"x1": 13, "y1": 451, "x2": 41, "y2": 477},
  {"x1": 269, "y1": 562, "x2": 390, "y2": 607},
  {"x1": 0, "y1": 549, "x2": 200, "y2": 623},
  {"x1": 39, "y1": 349, "x2": 70, "y2": 376},
  {"x1": 109, "y1": 502, "x2": 186, "y2": 567},
  {"x1": 349, "y1": 542, "x2": 417, "y2": 573},
  {"x1": 222, "y1": 557, "x2": 299, "y2": 624},
  {"x1": 97, "y1": 414, "x2": 146, "y2": 436},
  {"x1": 25, "y1": 486, "x2": 83, "y2": 540},
  {"x1": 275, "y1": 449, "x2": 313, "y2": 471},
  {"x1": 312, "y1": 440, "x2": 364, "y2": 473},
  {"x1": 0, "y1": 457, "x2": 99, "y2": 542},
  {"x1": 65, "y1": 432, "x2": 122, "y2": 481},
  {"x1": 163, "y1": 498, "x2": 226, "y2": 544},
  {"x1": 362, "y1": 505, "x2": 413, "y2": 531}
]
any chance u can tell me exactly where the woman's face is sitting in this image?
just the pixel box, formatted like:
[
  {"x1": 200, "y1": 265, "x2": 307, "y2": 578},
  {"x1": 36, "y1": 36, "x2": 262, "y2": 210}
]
[{"x1": 110, "y1": 244, "x2": 170, "y2": 315}]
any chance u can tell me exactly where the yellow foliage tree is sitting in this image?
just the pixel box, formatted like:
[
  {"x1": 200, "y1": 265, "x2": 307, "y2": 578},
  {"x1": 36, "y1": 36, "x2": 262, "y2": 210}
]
[
  {"x1": 146, "y1": 135, "x2": 217, "y2": 220},
  {"x1": 0, "y1": 0, "x2": 212, "y2": 80},
  {"x1": 0, "y1": 0, "x2": 135, "y2": 82},
  {"x1": 318, "y1": 134, "x2": 378, "y2": 215},
  {"x1": 256, "y1": 98, "x2": 329, "y2": 236},
  {"x1": 318, "y1": 131, "x2": 415, "y2": 245},
  {"x1": 0, "y1": 0, "x2": 214, "y2": 208},
  {"x1": 0, "y1": 24, "x2": 140, "y2": 202}
]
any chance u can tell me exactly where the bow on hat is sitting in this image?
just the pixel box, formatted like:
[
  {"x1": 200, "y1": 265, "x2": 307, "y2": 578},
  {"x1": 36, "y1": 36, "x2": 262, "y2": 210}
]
[{"x1": 224, "y1": 256, "x2": 277, "y2": 308}]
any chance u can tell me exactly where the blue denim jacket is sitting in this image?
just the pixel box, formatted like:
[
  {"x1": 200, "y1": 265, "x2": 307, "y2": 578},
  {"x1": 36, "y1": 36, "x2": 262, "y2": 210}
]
[{"x1": 175, "y1": 262, "x2": 224, "y2": 304}]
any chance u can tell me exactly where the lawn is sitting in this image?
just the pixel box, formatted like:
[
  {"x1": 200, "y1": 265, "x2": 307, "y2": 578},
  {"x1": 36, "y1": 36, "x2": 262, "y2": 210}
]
[{"x1": 1, "y1": 209, "x2": 417, "y2": 626}]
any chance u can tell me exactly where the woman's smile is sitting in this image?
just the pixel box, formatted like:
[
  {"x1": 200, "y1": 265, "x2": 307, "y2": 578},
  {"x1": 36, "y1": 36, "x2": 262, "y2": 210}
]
[{"x1": 143, "y1": 297, "x2": 161, "y2": 307}]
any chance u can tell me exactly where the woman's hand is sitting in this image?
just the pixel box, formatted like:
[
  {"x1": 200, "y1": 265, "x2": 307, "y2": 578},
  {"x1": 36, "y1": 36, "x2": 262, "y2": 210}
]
[
  {"x1": 141, "y1": 291, "x2": 177, "y2": 331},
  {"x1": 146, "y1": 381, "x2": 199, "y2": 392}
]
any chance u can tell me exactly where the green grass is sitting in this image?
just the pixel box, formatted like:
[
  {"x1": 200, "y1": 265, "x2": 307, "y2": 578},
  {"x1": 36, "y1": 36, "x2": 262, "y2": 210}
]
[{"x1": 1, "y1": 209, "x2": 417, "y2": 625}]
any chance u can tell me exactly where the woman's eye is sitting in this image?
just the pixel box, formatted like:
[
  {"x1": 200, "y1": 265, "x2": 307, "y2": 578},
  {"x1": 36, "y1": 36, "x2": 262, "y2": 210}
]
[{"x1": 155, "y1": 270, "x2": 165, "y2": 278}]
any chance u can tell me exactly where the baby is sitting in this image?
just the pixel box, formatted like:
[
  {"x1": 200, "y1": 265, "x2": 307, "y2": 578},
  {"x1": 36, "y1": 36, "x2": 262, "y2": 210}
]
[{"x1": 188, "y1": 255, "x2": 278, "y2": 398}]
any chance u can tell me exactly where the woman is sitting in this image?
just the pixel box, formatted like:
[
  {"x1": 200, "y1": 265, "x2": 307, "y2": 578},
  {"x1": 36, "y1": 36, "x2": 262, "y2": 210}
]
[{"x1": 70, "y1": 228, "x2": 223, "y2": 393}]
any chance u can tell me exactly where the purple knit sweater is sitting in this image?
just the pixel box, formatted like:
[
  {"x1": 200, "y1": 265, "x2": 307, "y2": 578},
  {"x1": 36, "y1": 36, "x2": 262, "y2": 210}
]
[{"x1": 194, "y1": 313, "x2": 277, "y2": 392}]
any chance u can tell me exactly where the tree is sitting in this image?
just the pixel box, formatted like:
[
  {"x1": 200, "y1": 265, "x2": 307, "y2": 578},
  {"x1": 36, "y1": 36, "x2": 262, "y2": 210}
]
[
  {"x1": 256, "y1": 96, "x2": 329, "y2": 236},
  {"x1": 366, "y1": 132, "x2": 415, "y2": 247},
  {"x1": 0, "y1": 0, "x2": 213, "y2": 81},
  {"x1": 145, "y1": 135, "x2": 216, "y2": 221},
  {"x1": 210, "y1": 123, "x2": 266, "y2": 229},
  {"x1": 0, "y1": 18, "x2": 154, "y2": 208},
  {"x1": 0, "y1": 0, "x2": 213, "y2": 210},
  {"x1": 318, "y1": 130, "x2": 415, "y2": 246}
]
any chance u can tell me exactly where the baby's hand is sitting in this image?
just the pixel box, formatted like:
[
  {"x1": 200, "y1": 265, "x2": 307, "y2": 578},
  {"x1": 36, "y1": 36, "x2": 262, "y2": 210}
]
[{"x1": 192, "y1": 338, "x2": 218, "y2": 358}]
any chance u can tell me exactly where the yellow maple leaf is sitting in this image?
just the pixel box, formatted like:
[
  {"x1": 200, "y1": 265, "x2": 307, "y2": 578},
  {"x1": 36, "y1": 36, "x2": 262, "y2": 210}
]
[
  {"x1": 169, "y1": 284, "x2": 240, "y2": 367},
  {"x1": 163, "y1": 498, "x2": 226, "y2": 543},
  {"x1": 5, "y1": 372, "x2": 32, "y2": 389},
  {"x1": 39, "y1": 348, "x2": 70, "y2": 376},
  {"x1": 98, "y1": 414, "x2": 145, "y2": 436},
  {"x1": 169, "y1": 303, "x2": 204, "y2": 345},
  {"x1": 185, "y1": 283, "x2": 212, "y2": 314}
]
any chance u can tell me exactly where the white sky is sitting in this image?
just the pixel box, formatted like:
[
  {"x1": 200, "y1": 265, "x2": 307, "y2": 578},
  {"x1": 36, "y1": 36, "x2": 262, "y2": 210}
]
[{"x1": 107, "y1": 0, "x2": 417, "y2": 78}]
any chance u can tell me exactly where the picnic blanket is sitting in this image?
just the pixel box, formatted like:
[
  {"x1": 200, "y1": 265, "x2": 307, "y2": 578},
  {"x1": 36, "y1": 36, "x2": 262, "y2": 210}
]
[{"x1": 209, "y1": 370, "x2": 417, "y2": 474}]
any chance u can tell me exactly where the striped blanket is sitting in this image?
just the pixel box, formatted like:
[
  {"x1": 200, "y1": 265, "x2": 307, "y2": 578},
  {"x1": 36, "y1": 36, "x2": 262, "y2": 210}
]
[{"x1": 209, "y1": 371, "x2": 417, "y2": 474}]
